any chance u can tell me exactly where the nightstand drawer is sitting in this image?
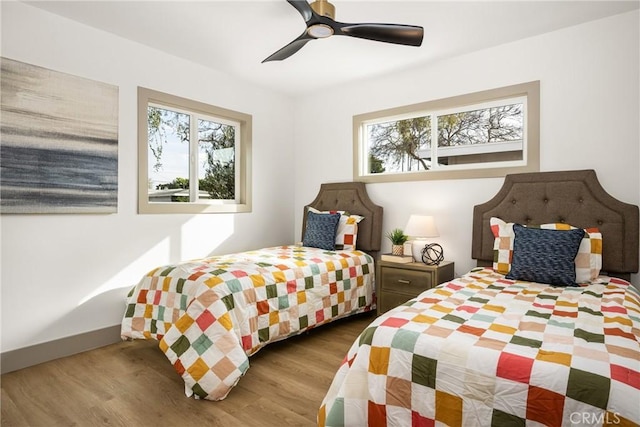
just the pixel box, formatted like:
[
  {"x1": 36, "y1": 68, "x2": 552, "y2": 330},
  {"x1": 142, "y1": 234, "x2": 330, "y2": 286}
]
[
  {"x1": 381, "y1": 267, "x2": 433, "y2": 292},
  {"x1": 376, "y1": 260, "x2": 455, "y2": 316}
]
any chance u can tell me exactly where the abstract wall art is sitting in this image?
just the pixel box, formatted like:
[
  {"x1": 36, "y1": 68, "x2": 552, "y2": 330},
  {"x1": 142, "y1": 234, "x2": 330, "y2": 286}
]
[{"x1": 0, "y1": 58, "x2": 119, "y2": 214}]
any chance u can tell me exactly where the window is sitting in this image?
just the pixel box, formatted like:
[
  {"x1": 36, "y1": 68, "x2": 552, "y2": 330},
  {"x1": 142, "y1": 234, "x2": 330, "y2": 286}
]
[
  {"x1": 138, "y1": 87, "x2": 251, "y2": 213},
  {"x1": 353, "y1": 81, "x2": 539, "y2": 182}
]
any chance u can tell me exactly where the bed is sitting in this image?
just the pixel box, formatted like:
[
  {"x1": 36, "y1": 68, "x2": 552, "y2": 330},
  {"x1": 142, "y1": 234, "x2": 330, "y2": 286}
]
[
  {"x1": 318, "y1": 170, "x2": 640, "y2": 427},
  {"x1": 121, "y1": 182, "x2": 383, "y2": 400}
]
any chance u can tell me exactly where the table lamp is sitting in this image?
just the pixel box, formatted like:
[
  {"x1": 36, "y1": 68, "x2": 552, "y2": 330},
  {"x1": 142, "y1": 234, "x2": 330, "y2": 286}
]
[{"x1": 404, "y1": 215, "x2": 443, "y2": 264}]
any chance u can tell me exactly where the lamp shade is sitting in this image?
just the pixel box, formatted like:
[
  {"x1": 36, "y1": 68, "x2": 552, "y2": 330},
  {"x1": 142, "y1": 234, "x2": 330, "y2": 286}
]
[{"x1": 404, "y1": 215, "x2": 439, "y2": 238}]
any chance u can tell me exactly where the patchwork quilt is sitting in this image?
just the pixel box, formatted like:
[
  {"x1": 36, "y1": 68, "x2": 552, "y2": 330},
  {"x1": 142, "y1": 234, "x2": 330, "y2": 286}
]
[
  {"x1": 318, "y1": 268, "x2": 640, "y2": 427},
  {"x1": 121, "y1": 245, "x2": 375, "y2": 400}
]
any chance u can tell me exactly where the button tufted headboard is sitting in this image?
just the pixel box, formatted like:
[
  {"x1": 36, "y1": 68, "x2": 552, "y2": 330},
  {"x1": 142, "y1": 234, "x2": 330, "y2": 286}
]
[
  {"x1": 302, "y1": 182, "x2": 383, "y2": 257},
  {"x1": 472, "y1": 169, "x2": 639, "y2": 280}
]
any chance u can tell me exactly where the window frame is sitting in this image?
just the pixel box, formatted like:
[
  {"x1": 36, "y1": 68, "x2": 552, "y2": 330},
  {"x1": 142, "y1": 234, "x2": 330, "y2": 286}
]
[
  {"x1": 353, "y1": 81, "x2": 540, "y2": 183},
  {"x1": 138, "y1": 87, "x2": 252, "y2": 214}
]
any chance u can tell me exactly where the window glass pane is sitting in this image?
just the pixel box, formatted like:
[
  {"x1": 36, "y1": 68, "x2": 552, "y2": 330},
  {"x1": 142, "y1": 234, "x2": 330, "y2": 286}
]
[
  {"x1": 147, "y1": 106, "x2": 190, "y2": 203},
  {"x1": 366, "y1": 116, "x2": 431, "y2": 174},
  {"x1": 436, "y1": 103, "x2": 523, "y2": 167},
  {"x1": 138, "y1": 87, "x2": 252, "y2": 214},
  {"x1": 198, "y1": 119, "x2": 236, "y2": 201},
  {"x1": 353, "y1": 81, "x2": 538, "y2": 183}
]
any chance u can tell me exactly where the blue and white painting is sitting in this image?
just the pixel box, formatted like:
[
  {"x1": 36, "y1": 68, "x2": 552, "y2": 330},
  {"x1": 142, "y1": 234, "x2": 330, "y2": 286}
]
[{"x1": 0, "y1": 58, "x2": 118, "y2": 213}]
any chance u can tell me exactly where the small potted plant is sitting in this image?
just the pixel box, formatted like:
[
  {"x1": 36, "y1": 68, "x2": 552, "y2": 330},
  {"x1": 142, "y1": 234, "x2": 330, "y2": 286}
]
[{"x1": 386, "y1": 228, "x2": 408, "y2": 256}]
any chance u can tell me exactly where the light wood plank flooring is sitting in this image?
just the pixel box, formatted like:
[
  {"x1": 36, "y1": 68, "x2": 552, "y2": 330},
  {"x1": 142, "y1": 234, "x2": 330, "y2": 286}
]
[{"x1": 1, "y1": 313, "x2": 375, "y2": 427}]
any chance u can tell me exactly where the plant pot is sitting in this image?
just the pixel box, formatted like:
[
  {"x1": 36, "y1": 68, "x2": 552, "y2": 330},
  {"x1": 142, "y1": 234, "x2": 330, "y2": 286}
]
[{"x1": 391, "y1": 245, "x2": 404, "y2": 256}]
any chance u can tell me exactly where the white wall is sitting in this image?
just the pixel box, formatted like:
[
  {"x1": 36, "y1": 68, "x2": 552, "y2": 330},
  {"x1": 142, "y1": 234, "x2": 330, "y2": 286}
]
[
  {"x1": 0, "y1": 2, "x2": 297, "y2": 352},
  {"x1": 1, "y1": 4, "x2": 638, "y2": 355},
  {"x1": 293, "y1": 11, "x2": 640, "y2": 284}
]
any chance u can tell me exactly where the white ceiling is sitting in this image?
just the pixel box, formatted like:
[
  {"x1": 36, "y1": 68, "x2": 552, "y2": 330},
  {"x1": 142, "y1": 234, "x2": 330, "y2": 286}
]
[{"x1": 24, "y1": 0, "x2": 639, "y2": 97}]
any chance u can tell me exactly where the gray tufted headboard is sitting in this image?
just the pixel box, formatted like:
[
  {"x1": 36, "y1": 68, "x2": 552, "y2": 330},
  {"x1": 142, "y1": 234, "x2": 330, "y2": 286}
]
[
  {"x1": 472, "y1": 169, "x2": 639, "y2": 280},
  {"x1": 302, "y1": 182, "x2": 383, "y2": 257}
]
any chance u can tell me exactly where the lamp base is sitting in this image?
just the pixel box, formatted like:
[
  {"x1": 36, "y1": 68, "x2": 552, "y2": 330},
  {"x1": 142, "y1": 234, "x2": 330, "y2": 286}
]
[{"x1": 410, "y1": 239, "x2": 426, "y2": 262}]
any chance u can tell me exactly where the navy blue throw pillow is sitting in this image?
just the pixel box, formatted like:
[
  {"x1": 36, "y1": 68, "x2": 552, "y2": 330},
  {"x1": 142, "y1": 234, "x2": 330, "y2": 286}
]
[
  {"x1": 303, "y1": 211, "x2": 340, "y2": 251},
  {"x1": 506, "y1": 224, "x2": 585, "y2": 286}
]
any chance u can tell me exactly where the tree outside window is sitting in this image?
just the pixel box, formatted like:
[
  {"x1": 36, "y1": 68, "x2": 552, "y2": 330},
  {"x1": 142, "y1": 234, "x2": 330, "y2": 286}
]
[
  {"x1": 366, "y1": 103, "x2": 523, "y2": 174},
  {"x1": 138, "y1": 87, "x2": 251, "y2": 214},
  {"x1": 355, "y1": 81, "x2": 538, "y2": 183}
]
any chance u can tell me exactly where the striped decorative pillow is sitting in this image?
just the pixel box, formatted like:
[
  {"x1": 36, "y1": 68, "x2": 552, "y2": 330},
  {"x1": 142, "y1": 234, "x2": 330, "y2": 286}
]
[
  {"x1": 506, "y1": 224, "x2": 585, "y2": 286},
  {"x1": 303, "y1": 211, "x2": 340, "y2": 250},
  {"x1": 490, "y1": 217, "x2": 602, "y2": 282},
  {"x1": 308, "y1": 207, "x2": 364, "y2": 251},
  {"x1": 538, "y1": 223, "x2": 602, "y2": 283}
]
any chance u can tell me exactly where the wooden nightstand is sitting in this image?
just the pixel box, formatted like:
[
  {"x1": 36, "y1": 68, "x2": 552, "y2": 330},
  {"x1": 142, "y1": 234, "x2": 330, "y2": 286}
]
[{"x1": 376, "y1": 260, "x2": 455, "y2": 315}]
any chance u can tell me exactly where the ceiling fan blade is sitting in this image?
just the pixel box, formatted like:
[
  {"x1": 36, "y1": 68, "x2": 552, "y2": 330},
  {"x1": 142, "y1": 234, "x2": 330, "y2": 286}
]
[
  {"x1": 263, "y1": 1, "x2": 423, "y2": 62},
  {"x1": 338, "y1": 23, "x2": 424, "y2": 47},
  {"x1": 262, "y1": 31, "x2": 314, "y2": 63},
  {"x1": 287, "y1": 0, "x2": 314, "y2": 23}
]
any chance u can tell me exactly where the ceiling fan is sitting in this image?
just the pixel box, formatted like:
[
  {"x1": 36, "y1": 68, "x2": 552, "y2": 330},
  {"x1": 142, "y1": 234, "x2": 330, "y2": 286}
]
[{"x1": 262, "y1": 0, "x2": 424, "y2": 62}]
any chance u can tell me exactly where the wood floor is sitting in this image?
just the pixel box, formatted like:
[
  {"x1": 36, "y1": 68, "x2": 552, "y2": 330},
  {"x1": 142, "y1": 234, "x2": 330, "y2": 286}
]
[{"x1": 1, "y1": 312, "x2": 375, "y2": 427}]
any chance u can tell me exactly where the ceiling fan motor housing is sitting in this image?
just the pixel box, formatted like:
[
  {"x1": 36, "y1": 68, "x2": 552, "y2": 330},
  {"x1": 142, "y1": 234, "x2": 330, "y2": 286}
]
[{"x1": 310, "y1": 0, "x2": 335, "y2": 19}]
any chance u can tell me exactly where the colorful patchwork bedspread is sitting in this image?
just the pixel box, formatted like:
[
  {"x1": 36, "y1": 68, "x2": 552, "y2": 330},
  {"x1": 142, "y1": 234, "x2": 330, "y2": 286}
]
[
  {"x1": 319, "y1": 268, "x2": 640, "y2": 427},
  {"x1": 121, "y1": 245, "x2": 375, "y2": 400}
]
